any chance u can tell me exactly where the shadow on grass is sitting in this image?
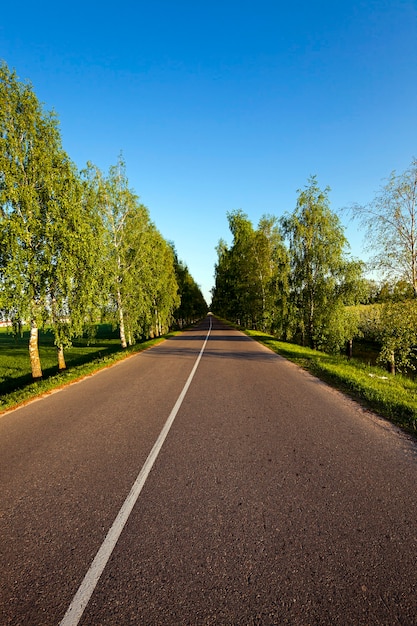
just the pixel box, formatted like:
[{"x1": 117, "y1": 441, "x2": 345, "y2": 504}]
[
  {"x1": 0, "y1": 346, "x2": 121, "y2": 397},
  {"x1": 0, "y1": 329, "x2": 176, "y2": 412}
]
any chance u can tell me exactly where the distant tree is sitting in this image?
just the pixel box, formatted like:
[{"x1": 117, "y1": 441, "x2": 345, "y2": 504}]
[
  {"x1": 172, "y1": 248, "x2": 207, "y2": 327},
  {"x1": 212, "y1": 211, "x2": 261, "y2": 326},
  {"x1": 211, "y1": 210, "x2": 289, "y2": 332},
  {"x1": 361, "y1": 278, "x2": 382, "y2": 304},
  {"x1": 144, "y1": 226, "x2": 180, "y2": 337},
  {"x1": 349, "y1": 158, "x2": 417, "y2": 296},
  {"x1": 374, "y1": 279, "x2": 415, "y2": 303},
  {"x1": 355, "y1": 303, "x2": 382, "y2": 343},
  {"x1": 226, "y1": 210, "x2": 258, "y2": 326},
  {"x1": 211, "y1": 238, "x2": 236, "y2": 321},
  {"x1": 328, "y1": 259, "x2": 367, "y2": 356}
]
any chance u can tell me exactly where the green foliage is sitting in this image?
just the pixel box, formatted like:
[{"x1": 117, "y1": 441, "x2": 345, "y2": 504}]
[
  {"x1": 280, "y1": 176, "x2": 362, "y2": 351},
  {"x1": 83, "y1": 156, "x2": 181, "y2": 347},
  {"x1": 0, "y1": 62, "x2": 62, "y2": 331},
  {"x1": 0, "y1": 62, "x2": 101, "y2": 375},
  {"x1": 352, "y1": 303, "x2": 382, "y2": 341},
  {"x1": 143, "y1": 226, "x2": 181, "y2": 337},
  {"x1": 212, "y1": 178, "x2": 364, "y2": 354},
  {"x1": 349, "y1": 301, "x2": 417, "y2": 375},
  {"x1": 172, "y1": 248, "x2": 208, "y2": 326},
  {"x1": 211, "y1": 210, "x2": 289, "y2": 332},
  {"x1": 373, "y1": 279, "x2": 415, "y2": 303},
  {"x1": 0, "y1": 64, "x2": 200, "y2": 375},
  {"x1": 377, "y1": 300, "x2": 417, "y2": 374},
  {"x1": 213, "y1": 173, "x2": 417, "y2": 377}
]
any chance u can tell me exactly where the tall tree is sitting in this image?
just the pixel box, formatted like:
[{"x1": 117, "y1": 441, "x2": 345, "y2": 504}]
[
  {"x1": 0, "y1": 62, "x2": 96, "y2": 378},
  {"x1": 349, "y1": 158, "x2": 417, "y2": 296},
  {"x1": 51, "y1": 164, "x2": 107, "y2": 370},
  {"x1": 226, "y1": 210, "x2": 259, "y2": 326},
  {"x1": 254, "y1": 215, "x2": 289, "y2": 333},
  {"x1": 211, "y1": 238, "x2": 236, "y2": 320},
  {"x1": 212, "y1": 211, "x2": 258, "y2": 326},
  {"x1": 89, "y1": 156, "x2": 180, "y2": 346},
  {"x1": 144, "y1": 227, "x2": 180, "y2": 337},
  {"x1": 280, "y1": 177, "x2": 355, "y2": 350},
  {"x1": 89, "y1": 156, "x2": 151, "y2": 348}
]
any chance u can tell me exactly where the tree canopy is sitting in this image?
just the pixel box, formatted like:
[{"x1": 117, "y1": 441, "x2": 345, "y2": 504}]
[
  {"x1": 212, "y1": 178, "x2": 365, "y2": 354},
  {"x1": 349, "y1": 158, "x2": 417, "y2": 296},
  {"x1": 0, "y1": 62, "x2": 206, "y2": 378},
  {"x1": 1, "y1": 61, "x2": 415, "y2": 378}
]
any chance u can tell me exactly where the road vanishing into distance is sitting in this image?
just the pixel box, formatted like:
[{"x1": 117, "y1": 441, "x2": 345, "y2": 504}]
[{"x1": 1, "y1": 316, "x2": 417, "y2": 626}]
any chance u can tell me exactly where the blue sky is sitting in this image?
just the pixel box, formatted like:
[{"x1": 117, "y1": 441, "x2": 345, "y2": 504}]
[{"x1": 1, "y1": 1, "x2": 416, "y2": 303}]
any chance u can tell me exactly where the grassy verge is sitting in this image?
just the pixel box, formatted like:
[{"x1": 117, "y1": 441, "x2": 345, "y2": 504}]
[
  {"x1": 245, "y1": 329, "x2": 417, "y2": 435},
  {"x1": 0, "y1": 329, "x2": 178, "y2": 415}
]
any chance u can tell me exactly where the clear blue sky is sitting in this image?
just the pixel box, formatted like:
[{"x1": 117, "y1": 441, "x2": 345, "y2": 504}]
[{"x1": 1, "y1": 1, "x2": 416, "y2": 303}]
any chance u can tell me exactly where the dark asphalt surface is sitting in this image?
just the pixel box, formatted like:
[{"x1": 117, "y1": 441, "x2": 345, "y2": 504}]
[{"x1": 0, "y1": 316, "x2": 416, "y2": 625}]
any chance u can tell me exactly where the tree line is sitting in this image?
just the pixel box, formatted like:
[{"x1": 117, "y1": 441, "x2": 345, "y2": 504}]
[
  {"x1": 211, "y1": 160, "x2": 417, "y2": 375},
  {"x1": 0, "y1": 62, "x2": 207, "y2": 379}
]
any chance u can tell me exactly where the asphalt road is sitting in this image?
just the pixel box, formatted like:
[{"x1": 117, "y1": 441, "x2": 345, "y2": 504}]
[{"x1": 0, "y1": 316, "x2": 416, "y2": 625}]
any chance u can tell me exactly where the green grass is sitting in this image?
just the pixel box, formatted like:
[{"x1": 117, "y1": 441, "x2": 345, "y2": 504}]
[
  {"x1": 0, "y1": 326, "x2": 178, "y2": 414},
  {"x1": 245, "y1": 329, "x2": 417, "y2": 435}
]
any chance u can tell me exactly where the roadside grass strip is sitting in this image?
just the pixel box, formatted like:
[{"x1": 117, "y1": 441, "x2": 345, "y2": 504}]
[{"x1": 246, "y1": 329, "x2": 417, "y2": 434}]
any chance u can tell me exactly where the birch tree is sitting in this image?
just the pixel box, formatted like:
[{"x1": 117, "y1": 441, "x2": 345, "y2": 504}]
[
  {"x1": 0, "y1": 63, "x2": 105, "y2": 375},
  {"x1": 0, "y1": 63, "x2": 92, "y2": 377},
  {"x1": 280, "y1": 177, "x2": 352, "y2": 349},
  {"x1": 254, "y1": 215, "x2": 289, "y2": 333},
  {"x1": 89, "y1": 156, "x2": 179, "y2": 346},
  {"x1": 349, "y1": 158, "x2": 417, "y2": 296},
  {"x1": 50, "y1": 164, "x2": 106, "y2": 369},
  {"x1": 144, "y1": 226, "x2": 179, "y2": 337},
  {"x1": 89, "y1": 156, "x2": 147, "y2": 348}
]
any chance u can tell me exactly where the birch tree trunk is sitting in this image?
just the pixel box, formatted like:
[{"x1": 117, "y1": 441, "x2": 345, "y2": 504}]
[
  {"x1": 29, "y1": 320, "x2": 43, "y2": 380},
  {"x1": 57, "y1": 345, "x2": 66, "y2": 371},
  {"x1": 388, "y1": 351, "x2": 396, "y2": 375},
  {"x1": 117, "y1": 288, "x2": 127, "y2": 348},
  {"x1": 346, "y1": 338, "x2": 353, "y2": 359}
]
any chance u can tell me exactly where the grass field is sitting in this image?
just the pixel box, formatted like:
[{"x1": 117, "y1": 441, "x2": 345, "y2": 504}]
[
  {"x1": 0, "y1": 325, "x2": 173, "y2": 413},
  {"x1": 246, "y1": 329, "x2": 417, "y2": 435}
]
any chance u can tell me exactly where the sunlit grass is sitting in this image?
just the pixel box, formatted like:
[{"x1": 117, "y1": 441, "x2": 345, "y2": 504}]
[{"x1": 246, "y1": 329, "x2": 417, "y2": 434}]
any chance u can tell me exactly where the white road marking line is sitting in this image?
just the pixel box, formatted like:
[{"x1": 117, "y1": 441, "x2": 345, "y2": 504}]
[{"x1": 59, "y1": 317, "x2": 212, "y2": 626}]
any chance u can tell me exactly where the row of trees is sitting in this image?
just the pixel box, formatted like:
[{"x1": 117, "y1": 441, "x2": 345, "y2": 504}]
[
  {"x1": 212, "y1": 178, "x2": 365, "y2": 353},
  {"x1": 211, "y1": 160, "x2": 417, "y2": 374},
  {"x1": 0, "y1": 62, "x2": 207, "y2": 379}
]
